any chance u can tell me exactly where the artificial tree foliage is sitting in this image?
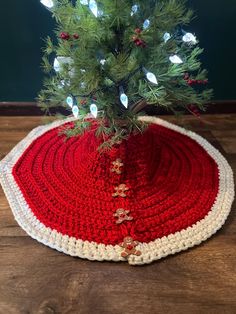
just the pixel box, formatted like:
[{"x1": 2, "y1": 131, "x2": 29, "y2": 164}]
[{"x1": 38, "y1": 0, "x2": 212, "y2": 146}]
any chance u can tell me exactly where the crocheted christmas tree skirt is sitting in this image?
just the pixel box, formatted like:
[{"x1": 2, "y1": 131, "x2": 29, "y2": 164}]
[{"x1": 0, "y1": 116, "x2": 234, "y2": 265}]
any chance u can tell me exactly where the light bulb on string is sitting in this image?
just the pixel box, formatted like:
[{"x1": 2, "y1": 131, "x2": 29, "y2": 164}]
[
  {"x1": 66, "y1": 95, "x2": 79, "y2": 118},
  {"x1": 169, "y1": 55, "x2": 183, "y2": 64},
  {"x1": 90, "y1": 103, "x2": 98, "y2": 118},
  {"x1": 100, "y1": 59, "x2": 106, "y2": 66},
  {"x1": 119, "y1": 86, "x2": 128, "y2": 108},
  {"x1": 53, "y1": 58, "x2": 60, "y2": 72},
  {"x1": 66, "y1": 95, "x2": 74, "y2": 108},
  {"x1": 143, "y1": 67, "x2": 158, "y2": 85},
  {"x1": 40, "y1": 0, "x2": 54, "y2": 9},
  {"x1": 182, "y1": 32, "x2": 197, "y2": 44},
  {"x1": 143, "y1": 19, "x2": 150, "y2": 30},
  {"x1": 89, "y1": 0, "x2": 98, "y2": 17},
  {"x1": 80, "y1": 0, "x2": 88, "y2": 4},
  {"x1": 131, "y1": 4, "x2": 138, "y2": 16},
  {"x1": 72, "y1": 106, "x2": 79, "y2": 118},
  {"x1": 53, "y1": 56, "x2": 73, "y2": 72},
  {"x1": 163, "y1": 32, "x2": 171, "y2": 43}
]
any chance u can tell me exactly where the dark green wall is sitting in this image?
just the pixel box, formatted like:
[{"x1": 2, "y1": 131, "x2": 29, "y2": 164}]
[
  {"x1": 0, "y1": 0, "x2": 235, "y2": 101},
  {"x1": 188, "y1": 0, "x2": 236, "y2": 100},
  {"x1": 0, "y1": 0, "x2": 55, "y2": 102}
]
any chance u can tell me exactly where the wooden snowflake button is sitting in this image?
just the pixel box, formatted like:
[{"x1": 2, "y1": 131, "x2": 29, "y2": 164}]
[
  {"x1": 111, "y1": 158, "x2": 124, "y2": 174},
  {"x1": 119, "y1": 236, "x2": 142, "y2": 258},
  {"x1": 114, "y1": 208, "x2": 133, "y2": 224},
  {"x1": 112, "y1": 184, "x2": 129, "y2": 198}
]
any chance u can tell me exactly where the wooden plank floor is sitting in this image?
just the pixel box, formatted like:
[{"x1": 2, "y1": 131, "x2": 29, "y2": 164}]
[{"x1": 0, "y1": 115, "x2": 235, "y2": 314}]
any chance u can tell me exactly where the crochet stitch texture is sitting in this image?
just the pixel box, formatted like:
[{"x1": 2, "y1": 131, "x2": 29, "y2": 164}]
[{"x1": 0, "y1": 117, "x2": 234, "y2": 265}]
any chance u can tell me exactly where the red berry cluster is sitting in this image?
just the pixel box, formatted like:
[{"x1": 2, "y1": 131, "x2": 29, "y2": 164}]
[
  {"x1": 187, "y1": 104, "x2": 200, "y2": 117},
  {"x1": 80, "y1": 99, "x2": 87, "y2": 105},
  {"x1": 132, "y1": 28, "x2": 147, "y2": 48},
  {"x1": 184, "y1": 73, "x2": 208, "y2": 86},
  {"x1": 60, "y1": 32, "x2": 80, "y2": 40},
  {"x1": 187, "y1": 79, "x2": 208, "y2": 86}
]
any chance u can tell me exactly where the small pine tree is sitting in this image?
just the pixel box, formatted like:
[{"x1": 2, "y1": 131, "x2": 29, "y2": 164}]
[{"x1": 38, "y1": 0, "x2": 212, "y2": 147}]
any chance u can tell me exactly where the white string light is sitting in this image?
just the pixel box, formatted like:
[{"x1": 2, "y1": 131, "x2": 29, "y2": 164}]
[
  {"x1": 182, "y1": 32, "x2": 197, "y2": 44},
  {"x1": 143, "y1": 19, "x2": 150, "y2": 30},
  {"x1": 119, "y1": 87, "x2": 128, "y2": 108},
  {"x1": 143, "y1": 68, "x2": 158, "y2": 85},
  {"x1": 163, "y1": 32, "x2": 171, "y2": 43},
  {"x1": 169, "y1": 55, "x2": 183, "y2": 64},
  {"x1": 89, "y1": 0, "x2": 98, "y2": 17},
  {"x1": 66, "y1": 96, "x2": 74, "y2": 108},
  {"x1": 80, "y1": 0, "x2": 88, "y2": 4},
  {"x1": 131, "y1": 4, "x2": 138, "y2": 16},
  {"x1": 53, "y1": 58, "x2": 60, "y2": 72},
  {"x1": 90, "y1": 103, "x2": 98, "y2": 118},
  {"x1": 53, "y1": 57, "x2": 72, "y2": 72},
  {"x1": 72, "y1": 106, "x2": 79, "y2": 118},
  {"x1": 40, "y1": 0, "x2": 54, "y2": 8},
  {"x1": 100, "y1": 59, "x2": 106, "y2": 65}
]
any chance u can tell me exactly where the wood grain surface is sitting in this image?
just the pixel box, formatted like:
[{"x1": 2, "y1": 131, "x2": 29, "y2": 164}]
[{"x1": 0, "y1": 115, "x2": 235, "y2": 314}]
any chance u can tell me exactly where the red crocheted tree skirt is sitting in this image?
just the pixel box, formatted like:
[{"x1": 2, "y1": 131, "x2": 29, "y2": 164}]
[{"x1": 0, "y1": 117, "x2": 234, "y2": 265}]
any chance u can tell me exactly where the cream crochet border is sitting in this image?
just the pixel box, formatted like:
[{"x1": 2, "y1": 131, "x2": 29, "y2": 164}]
[{"x1": 0, "y1": 116, "x2": 234, "y2": 265}]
